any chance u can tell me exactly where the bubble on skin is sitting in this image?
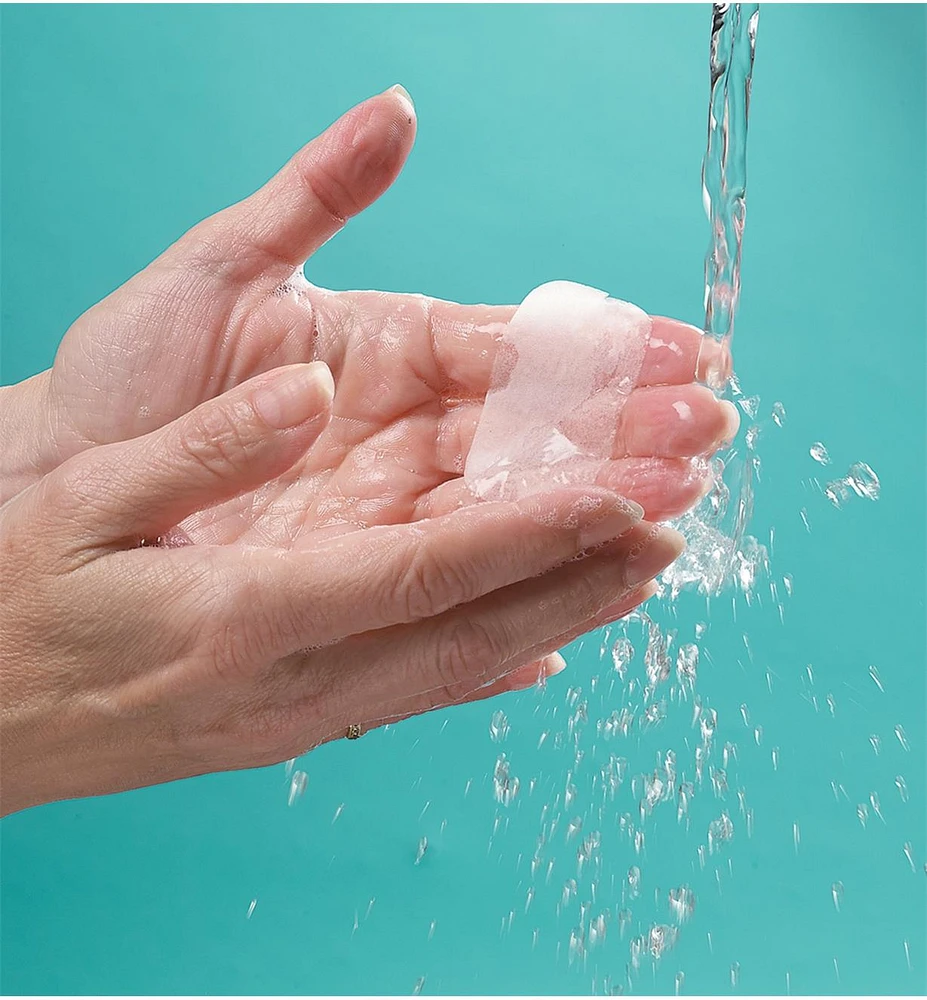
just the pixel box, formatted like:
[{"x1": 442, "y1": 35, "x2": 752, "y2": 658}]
[
  {"x1": 810, "y1": 442, "x2": 831, "y2": 465},
  {"x1": 673, "y1": 400, "x2": 694, "y2": 421}
]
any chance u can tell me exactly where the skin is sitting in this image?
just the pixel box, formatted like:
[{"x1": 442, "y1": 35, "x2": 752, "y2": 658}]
[{"x1": 0, "y1": 87, "x2": 737, "y2": 816}]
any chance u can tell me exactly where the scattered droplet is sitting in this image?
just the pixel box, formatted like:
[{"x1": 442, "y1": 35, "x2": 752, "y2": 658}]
[
  {"x1": 793, "y1": 822, "x2": 801, "y2": 853},
  {"x1": 869, "y1": 734, "x2": 881, "y2": 756},
  {"x1": 415, "y1": 837, "x2": 428, "y2": 865},
  {"x1": 831, "y1": 881, "x2": 844, "y2": 912},
  {"x1": 870, "y1": 792, "x2": 885, "y2": 823},
  {"x1": 799, "y1": 507, "x2": 811, "y2": 532},
  {"x1": 730, "y1": 962, "x2": 741, "y2": 987},
  {"x1": 332, "y1": 803, "x2": 344, "y2": 824},
  {"x1": 869, "y1": 665, "x2": 884, "y2": 692},
  {"x1": 810, "y1": 442, "x2": 831, "y2": 465},
  {"x1": 895, "y1": 725, "x2": 910, "y2": 752},
  {"x1": 668, "y1": 886, "x2": 695, "y2": 922},
  {"x1": 708, "y1": 812, "x2": 734, "y2": 853},
  {"x1": 489, "y1": 710, "x2": 510, "y2": 743},
  {"x1": 288, "y1": 770, "x2": 308, "y2": 806},
  {"x1": 903, "y1": 842, "x2": 916, "y2": 872},
  {"x1": 771, "y1": 747, "x2": 780, "y2": 772},
  {"x1": 428, "y1": 919, "x2": 437, "y2": 940},
  {"x1": 675, "y1": 971, "x2": 686, "y2": 995},
  {"x1": 611, "y1": 637, "x2": 635, "y2": 679},
  {"x1": 246, "y1": 898, "x2": 257, "y2": 919},
  {"x1": 904, "y1": 939, "x2": 912, "y2": 971},
  {"x1": 412, "y1": 976, "x2": 426, "y2": 995},
  {"x1": 493, "y1": 754, "x2": 520, "y2": 805},
  {"x1": 895, "y1": 775, "x2": 909, "y2": 802},
  {"x1": 857, "y1": 803, "x2": 869, "y2": 828},
  {"x1": 847, "y1": 461, "x2": 880, "y2": 500}
]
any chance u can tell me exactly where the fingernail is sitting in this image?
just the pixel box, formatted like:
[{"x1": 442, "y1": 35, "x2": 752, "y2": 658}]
[
  {"x1": 542, "y1": 652, "x2": 567, "y2": 676},
  {"x1": 577, "y1": 494, "x2": 645, "y2": 549},
  {"x1": 254, "y1": 362, "x2": 334, "y2": 430},
  {"x1": 720, "y1": 400, "x2": 740, "y2": 443},
  {"x1": 388, "y1": 84, "x2": 415, "y2": 118},
  {"x1": 625, "y1": 525, "x2": 686, "y2": 588}
]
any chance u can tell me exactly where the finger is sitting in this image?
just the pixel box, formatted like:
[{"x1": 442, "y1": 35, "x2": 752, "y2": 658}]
[
  {"x1": 39, "y1": 363, "x2": 334, "y2": 548},
  {"x1": 166, "y1": 88, "x2": 416, "y2": 288},
  {"x1": 427, "y1": 300, "x2": 730, "y2": 397},
  {"x1": 607, "y1": 386, "x2": 740, "y2": 458},
  {"x1": 243, "y1": 486, "x2": 646, "y2": 653},
  {"x1": 302, "y1": 522, "x2": 683, "y2": 729}
]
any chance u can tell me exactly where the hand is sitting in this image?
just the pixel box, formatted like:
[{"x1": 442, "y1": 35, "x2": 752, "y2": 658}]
[
  {"x1": 1, "y1": 87, "x2": 736, "y2": 538},
  {"x1": 0, "y1": 365, "x2": 684, "y2": 814}
]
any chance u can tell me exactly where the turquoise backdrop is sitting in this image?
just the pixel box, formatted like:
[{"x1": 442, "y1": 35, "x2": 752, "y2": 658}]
[{"x1": 1, "y1": 4, "x2": 925, "y2": 996}]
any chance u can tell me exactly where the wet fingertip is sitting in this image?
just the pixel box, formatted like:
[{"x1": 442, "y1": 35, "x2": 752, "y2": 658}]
[
  {"x1": 720, "y1": 399, "x2": 740, "y2": 443},
  {"x1": 542, "y1": 651, "x2": 568, "y2": 677}
]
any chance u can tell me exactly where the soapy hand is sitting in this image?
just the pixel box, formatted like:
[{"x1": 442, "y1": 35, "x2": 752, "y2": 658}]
[
  {"x1": 0, "y1": 365, "x2": 683, "y2": 813},
  {"x1": 2, "y1": 87, "x2": 736, "y2": 533},
  {"x1": 0, "y1": 87, "x2": 738, "y2": 812}
]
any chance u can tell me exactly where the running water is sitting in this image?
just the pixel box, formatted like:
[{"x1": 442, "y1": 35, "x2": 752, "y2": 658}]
[{"x1": 663, "y1": 3, "x2": 769, "y2": 601}]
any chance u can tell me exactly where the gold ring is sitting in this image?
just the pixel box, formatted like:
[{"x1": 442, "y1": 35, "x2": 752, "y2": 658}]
[{"x1": 346, "y1": 724, "x2": 363, "y2": 740}]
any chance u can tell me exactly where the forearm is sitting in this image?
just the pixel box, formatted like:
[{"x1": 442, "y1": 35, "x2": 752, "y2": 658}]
[{"x1": 1, "y1": 370, "x2": 57, "y2": 502}]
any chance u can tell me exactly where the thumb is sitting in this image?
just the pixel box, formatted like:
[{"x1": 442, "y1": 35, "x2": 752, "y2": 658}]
[
  {"x1": 167, "y1": 86, "x2": 417, "y2": 289},
  {"x1": 39, "y1": 362, "x2": 334, "y2": 548}
]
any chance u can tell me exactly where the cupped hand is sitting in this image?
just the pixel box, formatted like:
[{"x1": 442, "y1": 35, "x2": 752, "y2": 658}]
[
  {"x1": 0, "y1": 366, "x2": 684, "y2": 814},
  {"x1": 3, "y1": 87, "x2": 736, "y2": 541}
]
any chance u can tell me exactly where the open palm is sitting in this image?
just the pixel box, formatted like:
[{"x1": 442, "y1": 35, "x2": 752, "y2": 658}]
[{"x1": 30, "y1": 89, "x2": 733, "y2": 548}]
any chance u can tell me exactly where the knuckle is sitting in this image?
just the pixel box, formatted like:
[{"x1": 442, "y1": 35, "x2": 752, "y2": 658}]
[
  {"x1": 291, "y1": 153, "x2": 354, "y2": 226},
  {"x1": 178, "y1": 401, "x2": 256, "y2": 482},
  {"x1": 432, "y1": 617, "x2": 504, "y2": 701},
  {"x1": 396, "y1": 540, "x2": 475, "y2": 621}
]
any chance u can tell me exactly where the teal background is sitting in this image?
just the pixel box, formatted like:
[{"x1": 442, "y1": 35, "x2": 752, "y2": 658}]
[{"x1": 1, "y1": 3, "x2": 925, "y2": 996}]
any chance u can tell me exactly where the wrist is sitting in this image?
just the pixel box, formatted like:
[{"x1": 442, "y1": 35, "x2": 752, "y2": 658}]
[{"x1": 0, "y1": 371, "x2": 58, "y2": 501}]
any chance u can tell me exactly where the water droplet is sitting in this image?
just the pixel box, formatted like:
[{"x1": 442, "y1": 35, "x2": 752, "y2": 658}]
[
  {"x1": 826, "y1": 693, "x2": 836, "y2": 716},
  {"x1": 428, "y1": 919, "x2": 437, "y2": 940},
  {"x1": 332, "y1": 803, "x2": 344, "y2": 824},
  {"x1": 668, "y1": 886, "x2": 695, "y2": 922},
  {"x1": 904, "y1": 939, "x2": 912, "y2": 971},
  {"x1": 647, "y1": 923, "x2": 678, "y2": 961},
  {"x1": 869, "y1": 734, "x2": 881, "y2": 756},
  {"x1": 676, "y1": 643, "x2": 699, "y2": 694},
  {"x1": 753, "y1": 726, "x2": 763, "y2": 746},
  {"x1": 284, "y1": 758, "x2": 296, "y2": 778},
  {"x1": 746, "y1": 809, "x2": 754, "y2": 838},
  {"x1": 857, "y1": 803, "x2": 869, "y2": 828},
  {"x1": 246, "y1": 898, "x2": 257, "y2": 919},
  {"x1": 288, "y1": 770, "x2": 308, "y2": 806},
  {"x1": 846, "y1": 461, "x2": 880, "y2": 501},
  {"x1": 810, "y1": 442, "x2": 831, "y2": 465},
  {"x1": 738, "y1": 395, "x2": 760, "y2": 418},
  {"x1": 739, "y1": 703, "x2": 750, "y2": 726},
  {"x1": 869, "y1": 664, "x2": 885, "y2": 692},
  {"x1": 675, "y1": 971, "x2": 686, "y2": 995},
  {"x1": 415, "y1": 837, "x2": 428, "y2": 865},
  {"x1": 611, "y1": 637, "x2": 635, "y2": 679},
  {"x1": 708, "y1": 812, "x2": 734, "y2": 853},
  {"x1": 895, "y1": 725, "x2": 910, "y2": 752},
  {"x1": 412, "y1": 976, "x2": 426, "y2": 995},
  {"x1": 618, "y1": 908, "x2": 632, "y2": 937},
  {"x1": 771, "y1": 746, "x2": 780, "y2": 771},
  {"x1": 903, "y1": 842, "x2": 916, "y2": 872},
  {"x1": 799, "y1": 507, "x2": 811, "y2": 532},
  {"x1": 782, "y1": 574, "x2": 793, "y2": 596},
  {"x1": 493, "y1": 753, "x2": 520, "y2": 805},
  {"x1": 831, "y1": 881, "x2": 844, "y2": 912},
  {"x1": 793, "y1": 822, "x2": 801, "y2": 853},
  {"x1": 895, "y1": 775, "x2": 909, "y2": 802},
  {"x1": 730, "y1": 962, "x2": 741, "y2": 987},
  {"x1": 627, "y1": 865, "x2": 642, "y2": 898},
  {"x1": 489, "y1": 710, "x2": 509, "y2": 742},
  {"x1": 771, "y1": 401, "x2": 786, "y2": 427}
]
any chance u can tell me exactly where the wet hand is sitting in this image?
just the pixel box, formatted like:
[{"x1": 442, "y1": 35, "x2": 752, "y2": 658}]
[
  {"x1": 2, "y1": 87, "x2": 736, "y2": 534},
  {"x1": 0, "y1": 366, "x2": 684, "y2": 813}
]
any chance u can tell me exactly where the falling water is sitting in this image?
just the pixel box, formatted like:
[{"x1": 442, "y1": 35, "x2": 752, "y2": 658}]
[
  {"x1": 663, "y1": 3, "x2": 767, "y2": 600},
  {"x1": 702, "y1": 2, "x2": 760, "y2": 357}
]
